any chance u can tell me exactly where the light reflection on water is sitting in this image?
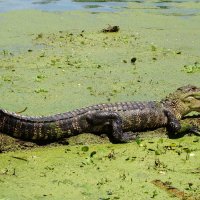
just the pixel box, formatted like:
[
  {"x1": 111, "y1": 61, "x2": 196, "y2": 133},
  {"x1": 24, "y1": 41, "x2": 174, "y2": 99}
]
[{"x1": 0, "y1": 0, "x2": 199, "y2": 16}]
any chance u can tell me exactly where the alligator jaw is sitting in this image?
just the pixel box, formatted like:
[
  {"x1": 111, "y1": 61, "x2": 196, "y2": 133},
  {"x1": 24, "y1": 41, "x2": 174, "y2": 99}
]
[
  {"x1": 194, "y1": 93, "x2": 200, "y2": 100},
  {"x1": 183, "y1": 92, "x2": 200, "y2": 99},
  {"x1": 165, "y1": 85, "x2": 200, "y2": 117},
  {"x1": 183, "y1": 92, "x2": 200, "y2": 113}
]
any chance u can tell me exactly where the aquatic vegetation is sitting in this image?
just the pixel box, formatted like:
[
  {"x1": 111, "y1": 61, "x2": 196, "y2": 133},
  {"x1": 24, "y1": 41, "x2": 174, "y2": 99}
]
[
  {"x1": 183, "y1": 62, "x2": 200, "y2": 73},
  {"x1": 34, "y1": 88, "x2": 49, "y2": 93}
]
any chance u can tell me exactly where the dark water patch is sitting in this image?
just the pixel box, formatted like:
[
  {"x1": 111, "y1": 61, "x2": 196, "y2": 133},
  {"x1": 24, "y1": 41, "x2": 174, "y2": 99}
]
[
  {"x1": 134, "y1": 0, "x2": 144, "y2": 3},
  {"x1": 156, "y1": 5, "x2": 170, "y2": 9},
  {"x1": 73, "y1": 0, "x2": 132, "y2": 2},
  {"x1": 153, "y1": 7, "x2": 200, "y2": 17},
  {"x1": 32, "y1": 0, "x2": 60, "y2": 4},
  {"x1": 84, "y1": 4, "x2": 103, "y2": 8},
  {"x1": 155, "y1": 0, "x2": 181, "y2": 2}
]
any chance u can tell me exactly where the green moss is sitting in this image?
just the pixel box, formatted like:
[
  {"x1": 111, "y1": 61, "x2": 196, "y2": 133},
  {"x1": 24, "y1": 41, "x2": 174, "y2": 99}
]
[
  {"x1": 0, "y1": 9, "x2": 199, "y2": 115},
  {"x1": 182, "y1": 62, "x2": 200, "y2": 73},
  {"x1": 0, "y1": 137, "x2": 200, "y2": 199}
]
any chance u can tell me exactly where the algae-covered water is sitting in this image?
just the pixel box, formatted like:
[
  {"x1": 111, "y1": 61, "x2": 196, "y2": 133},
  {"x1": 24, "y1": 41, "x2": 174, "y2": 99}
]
[
  {"x1": 1, "y1": 137, "x2": 200, "y2": 199},
  {"x1": 0, "y1": 9, "x2": 199, "y2": 114},
  {"x1": 0, "y1": 1, "x2": 200, "y2": 199}
]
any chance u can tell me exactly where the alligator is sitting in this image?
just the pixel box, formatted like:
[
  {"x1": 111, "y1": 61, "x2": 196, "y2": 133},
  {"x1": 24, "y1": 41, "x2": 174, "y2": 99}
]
[{"x1": 0, "y1": 85, "x2": 199, "y2": 143}]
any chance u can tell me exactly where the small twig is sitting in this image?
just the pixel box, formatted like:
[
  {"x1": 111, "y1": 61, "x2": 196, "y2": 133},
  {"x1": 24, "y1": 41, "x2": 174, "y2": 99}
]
[
  {"x1": 151, "y1": 179, "x2": 196, "y2": 200},
  {"x1": 16, "y1": 107, "x2": 28, "y2": 114},
  {"x1": 11, "y1": 156, "x2": 28, "y2": 162}
]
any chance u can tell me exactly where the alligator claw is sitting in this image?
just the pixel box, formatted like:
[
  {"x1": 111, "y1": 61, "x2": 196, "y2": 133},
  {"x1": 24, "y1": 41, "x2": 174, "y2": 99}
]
[
  {"x1": 188, "y1": 126, "x2": 200, "y2": 136},
  {"x1": 116, "y1": 132, "x2": 138, "y2": 143}
]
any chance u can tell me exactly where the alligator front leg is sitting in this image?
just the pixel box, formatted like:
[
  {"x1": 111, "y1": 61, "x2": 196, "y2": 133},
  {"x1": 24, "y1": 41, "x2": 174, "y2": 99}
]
[
  {"x1": 164, "y1": 110, "x2": 200, "y2": 138},
  {"x1": 86, "y1": 111, "x2": 137, "y2": 143},
  {"x1": 164, "y1": 110, "x2": 181, "y2": 133}
]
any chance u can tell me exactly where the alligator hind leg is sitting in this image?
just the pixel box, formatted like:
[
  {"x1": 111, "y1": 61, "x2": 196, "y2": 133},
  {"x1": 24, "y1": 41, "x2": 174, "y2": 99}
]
[
  {"x1": 112, "y1": 119, "x2": 138, "y2": 142},
  {"x1": 86, "y1": 111, "x2": 136, "y2": 143}
]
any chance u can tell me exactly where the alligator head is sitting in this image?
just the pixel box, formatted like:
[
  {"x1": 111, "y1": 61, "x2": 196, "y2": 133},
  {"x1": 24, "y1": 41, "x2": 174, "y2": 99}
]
[{"x1": 163, "y1": 85, "x2": 200, "y2": 118}]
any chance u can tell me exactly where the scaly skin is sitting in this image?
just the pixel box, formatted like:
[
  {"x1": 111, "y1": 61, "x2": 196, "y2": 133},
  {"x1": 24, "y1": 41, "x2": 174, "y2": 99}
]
[{"x1": 0, "y1": 85, "x2": 199, "y2": 143}]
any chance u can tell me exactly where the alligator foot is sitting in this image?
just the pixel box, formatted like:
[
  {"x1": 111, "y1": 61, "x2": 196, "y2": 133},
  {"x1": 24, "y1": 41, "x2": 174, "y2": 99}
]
[
  {"x1": 86, "y1": 111, "x2": 133, "y2": 143},
  {"x1": 187, "y1": 125, "x2": 200, "y2": 136},
  {"x1": 164, "y1": 110, "x2": 181, "y2": 133},
  {"x1": 168, "y1": 124, "x2": 200, "y2": 139},
  {"x1": 115, "y1": 131, "x2": 138, "y2": 143}
]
